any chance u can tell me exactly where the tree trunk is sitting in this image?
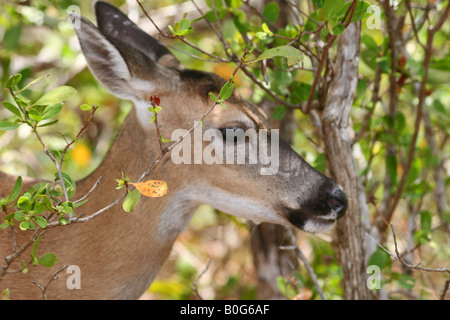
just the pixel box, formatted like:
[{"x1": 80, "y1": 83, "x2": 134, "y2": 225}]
[
  {"x1": 321, "y1": 23, "x2": 371, "y2": 300},
  {"x1": 250, "y1": 223, "x2": 298, "y2": 299}
]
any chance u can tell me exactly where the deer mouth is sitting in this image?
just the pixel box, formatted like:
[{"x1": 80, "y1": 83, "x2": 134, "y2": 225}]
[
  {"x1": 285, "y1": 208, "x2": 339, "y2": 233},
  {"x1": 283, "y1": 187, "x2": 348, "y2": 233}
]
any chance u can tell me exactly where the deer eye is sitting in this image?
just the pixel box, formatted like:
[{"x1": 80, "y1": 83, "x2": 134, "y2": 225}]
[{"x1": 219, "y1": 127, "x2": 247, "y2": 145}]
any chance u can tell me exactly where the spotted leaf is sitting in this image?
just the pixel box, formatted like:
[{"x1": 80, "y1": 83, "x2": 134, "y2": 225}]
[{"x1": 129, "y1": 180, "x2": 168, "y2": 198}]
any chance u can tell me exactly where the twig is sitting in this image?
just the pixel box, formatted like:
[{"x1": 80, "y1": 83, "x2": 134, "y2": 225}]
[
  {"x1": 366, "y1": 226, "x2": 450, "y2": 275},
  {"x1": 304, "y1": 0, "x2": 357, "y2": 114},
  {"x1": 240, "y1": 65, "x2": 306, "y2": 110},
  {"x1": 282, "y1": 227, "x2": 327, "y2": 300},
  {"x1": 31, "y1": 264, "x2": 69, "y2": 300},
  {"x1": 72, "y1": 176, "x2": 102, "y2": 205},
  {"x1": 59, "y1": 105, "x2": 99, "y2": 170},
  {"x1": 440, "y1": 278, "x2": 450, "y2": 300},
  {"x1": 190, "y1": 259, "x2": 212, "y2": 300},
  {"x1": 0, "y1": 229, "x2": 45, "y2": 283},
  {"x1": 136, "y1": 0, "x2": 167, "y2": 37},
  {"x1": 136, "y1": 0, "x2": 229, "y2": 63},
  {"x1": 405, "y1": 0, "x2": 426, "y2": 50},
  {"x1": 352, "y1": 64, "x2": 382, "y2": 145},
  {"x1": 148, "y1": 96, "x2": 164, "y2": 151}
]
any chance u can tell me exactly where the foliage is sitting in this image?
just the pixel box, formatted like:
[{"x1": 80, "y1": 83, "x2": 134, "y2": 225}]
[{"x1": 1, "y1": 0, "x2": 449, "y2": 300}]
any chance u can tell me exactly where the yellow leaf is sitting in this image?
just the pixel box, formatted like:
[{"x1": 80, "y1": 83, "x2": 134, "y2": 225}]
[{"x1": 129, "y1": 180, "x2": 168, "y2": 197}]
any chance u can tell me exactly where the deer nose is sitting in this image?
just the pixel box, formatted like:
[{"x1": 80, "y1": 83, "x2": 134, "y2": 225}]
[{"x1": 326, "y1": 187, "x2": 348, "y2": 219}]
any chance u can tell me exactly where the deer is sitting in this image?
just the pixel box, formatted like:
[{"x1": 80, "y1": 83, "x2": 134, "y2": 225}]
[{"x1": 0, "y1": 2, "x2": 347, "y2": 299}]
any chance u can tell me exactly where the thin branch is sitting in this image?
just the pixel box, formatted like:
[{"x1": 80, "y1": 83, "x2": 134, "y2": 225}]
[
  {"x1": 209, "y1": 0, "x2": 236, "y2": 59},
  {"x1": 32, "y1": 264, "x2": 69, "y2": 300},
  {"x1": 352, "y1": 64, "x2": 382, "y2": 145},
  {"x1": 73, "y1": 176, "x2": 102, "y2": 205},
  {"x1": 405, "y1": 0, "x2": 426, "y2": 50},
  {"x1": 190, "y1": 259, "x2": 212, "y2": 300},
  {"x1": 136, "y1": 0, "x2": 167, "y2": 37},
  {"x1": 440, "y1": 278, "x2": 450, "y2": 300},
  {"x1": 366, "y1": 225, "x2": 450, "y2": 275},
  {"x1": 240, "y1": 65, "x2": 306, "y2": 110},
  {"x1": 136, "y1": 0, "x2": 229, "y2": 63},
  {"x1": 59, "y1": 105, "x2": 99, "y2": 170},
  {"x1": 281, "y1": 227, "x2": 327, "y2": 300},
  {"x1": 304, "y1": 0, "x2": 358, "y2": 114},
  {"x1": 0, "y1": 229, "x2": 45, "y2": 282}
]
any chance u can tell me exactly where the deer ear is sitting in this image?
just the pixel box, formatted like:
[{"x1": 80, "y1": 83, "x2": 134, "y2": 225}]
[
  {"x1": 94, "y1": 1, "x2": 182, "y2": 70},
  {"x1": 74, "y1": 5, "x2": 181, "y2": 102},
  {"x1": 74, "y1": 16, "x2": 134, "y2": 100}
]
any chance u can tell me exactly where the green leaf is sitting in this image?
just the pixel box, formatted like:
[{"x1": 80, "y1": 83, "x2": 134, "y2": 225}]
[
  {"x1": 28, "y1": 108, "x2": 42, "y2": 122},
  {"x1": 226, "y1": 0, "x2": 242, "y2": 9},
  {"x1": 38, "y1": 252, "x2": 58, "y2": 268},
  {"x1": 420, "y1": 210, "x2": 432, "y2": 239},
  {"x1": 80, "y1": 104, "x2": 92, "y2": 111},
  {"x1": 178, "y1": 18, "x2": 191, "y2": 32},
  {"x1": 5, "y1": 74, "x2": 22, "y2": 89},
  {"x1": 16, "y1": 74, "x2": 48, "y2": 95},
  {"x1": 323, "y1": 0, "x2": 345, "y2": 19},
  {"x1": 2, "y1": 101, "x2": 22, "y2": 118},
  {"x1": 123, "y1": 189, "x2": 141, "y2": 212},
  {"x1": 350, "y1": 1, "x2": 371, "y2": 22},
  {"x1": 219, "y1": 82, "x2": 234, "y2": 101},
  {"x1": 170, "y1": 18, "x2": 194, "y2": 36},
  {"x1": 14, "y1": 211, "x2": 26, "y2": 222},
  {"x1": 250, "y1": 45, "x2": 303, "y2": 67},
  {"x1": 17, "y1": 196, "x2": 32, "y2": 212},
  {"x1": 168, "y1": 25, "x2": 176, "y2": 35},
  {"x1": 34, "y1": 216, "x2": 47, "y2": 229},
  {"x1": 37, "y1": 119, "x2": 59, "y2": 127},
  {"x1": 56, "y1": 172, "x2": 77, "y2": 199},
  {"x1": 271, "y1": 105, "x2": 286, "y2": 120},
  {"x1": 332, "y1": 23, "x2": 345, "y2": 35},
  {"x1": 42, "y1": 103, "x2": 63, "y2": 120},
  {"x1": 1, "y1": 288, "x2": 10, "y2": 300},
  {"x1": 3, "y1": 25, "x2": 21, "y2": 51},
  {"x1": 8, "y1": 176, "x2": 22, "y2": 204},
  {"x1": 62, "y1": 201, "x2": 74, "y2": 215},
  {"x1": 0, "y1": 121, "x2": 20, "y2": 131},
  {"x1": 262, "y1": 2, "x2": 280, "y2": 23},
  {"x1": 32, "y1": 237, "x2": 40, "y2": 260},
  {"x1": 261, "y1": 23, "x2": 273, "y2": 36},
  {"x1": 13, "y1": 94, "x2": 29, "y2": 109},
  {"x1": 19, "y1": 220, "x2": 30, "y2": 231},
  {"x1": 391, "y1": 272, "x2": 416, "y2": 290},
  {"x1": 368, "y1": 247, "x2": 391, "y2": 270},
  {"x1": 233, "y1": 9, "x2": 250, "y2": 33},
  {"x1": 160, "y1": 134, "x2": 172, "y2": 143},
  {"x1": 209, "y1": 92, "x2": 218, "y2": 102},
  {"x1": 32, "y1": 86, "x2": 77, "y2": 107}
]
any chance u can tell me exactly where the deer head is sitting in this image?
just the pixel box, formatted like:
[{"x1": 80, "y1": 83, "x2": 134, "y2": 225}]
[{"x1": 74, "y1": 1, "x2": 347, "y2": 234}]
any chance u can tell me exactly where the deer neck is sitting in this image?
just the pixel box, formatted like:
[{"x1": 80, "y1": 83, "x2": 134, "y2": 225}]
[{"x1": 54, "y1": 110, "x2": 197, "y2": 298}]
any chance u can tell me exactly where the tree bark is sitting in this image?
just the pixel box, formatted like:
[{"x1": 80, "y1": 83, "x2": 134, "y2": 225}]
[
  {"x1": 321, "y1": 23, "x2": 371, "y2": 300},
  {"x1": 250, "y1": 223, "x2": 298, "y2": 299}
]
